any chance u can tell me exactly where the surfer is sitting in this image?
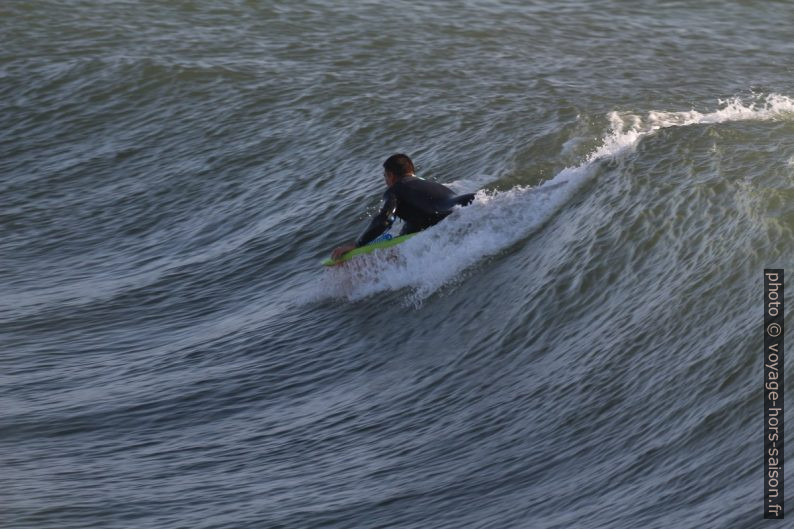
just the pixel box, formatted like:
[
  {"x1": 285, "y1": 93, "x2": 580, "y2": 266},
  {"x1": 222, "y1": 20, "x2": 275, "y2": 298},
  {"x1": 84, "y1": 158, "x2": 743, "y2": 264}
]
[{"x1": 330, "y1": 153, "x2": 476, "y2": 260}]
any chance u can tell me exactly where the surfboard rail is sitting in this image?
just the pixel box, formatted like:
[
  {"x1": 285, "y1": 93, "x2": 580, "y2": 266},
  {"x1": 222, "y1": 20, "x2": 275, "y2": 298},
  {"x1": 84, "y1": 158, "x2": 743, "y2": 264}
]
[{"x1": 322, "y1": 233, "x2": 418, "y2": 266}]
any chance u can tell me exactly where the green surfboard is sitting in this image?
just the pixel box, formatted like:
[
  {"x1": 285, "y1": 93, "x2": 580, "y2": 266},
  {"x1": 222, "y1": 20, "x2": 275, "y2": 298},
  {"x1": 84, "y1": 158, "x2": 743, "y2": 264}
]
[{"x1": 322, "y1": 233, "x2": 418, "y2": 266}]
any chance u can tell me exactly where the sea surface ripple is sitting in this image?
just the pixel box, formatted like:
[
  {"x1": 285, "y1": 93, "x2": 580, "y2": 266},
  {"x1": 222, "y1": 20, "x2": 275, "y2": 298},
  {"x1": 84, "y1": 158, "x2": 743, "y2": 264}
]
[{"x1": 2, "y1": 1, "x2": 793, "y2": 528}]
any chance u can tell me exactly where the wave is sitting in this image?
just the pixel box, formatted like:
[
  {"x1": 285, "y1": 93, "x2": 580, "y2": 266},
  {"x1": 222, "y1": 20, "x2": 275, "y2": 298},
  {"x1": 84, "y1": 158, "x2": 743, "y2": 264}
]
[{"x1": 314, "y1": 93, "x2": 794, "y2": 304}]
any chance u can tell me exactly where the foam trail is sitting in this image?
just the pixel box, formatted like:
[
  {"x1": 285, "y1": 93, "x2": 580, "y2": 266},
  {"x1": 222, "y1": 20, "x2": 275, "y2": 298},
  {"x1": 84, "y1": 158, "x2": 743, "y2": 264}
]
[
  {"x1": 597, "y1": 93, "x2": 794, "y2": 160},
  {"x1": 314, "y1": 94, "x2": 794, "y2": 304}
]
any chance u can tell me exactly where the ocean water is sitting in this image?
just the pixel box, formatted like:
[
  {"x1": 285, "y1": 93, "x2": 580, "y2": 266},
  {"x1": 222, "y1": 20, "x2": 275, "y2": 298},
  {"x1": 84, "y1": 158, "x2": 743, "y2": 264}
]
[{"x1": 2, "y1": 1, "x2": 793, "y2": 528}]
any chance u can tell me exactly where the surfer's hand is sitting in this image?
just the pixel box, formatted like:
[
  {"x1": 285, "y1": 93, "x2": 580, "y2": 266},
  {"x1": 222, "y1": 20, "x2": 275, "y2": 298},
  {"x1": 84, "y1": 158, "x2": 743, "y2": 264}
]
[{"x1": 331, "y1": 243, "x2": 356, "y2": 260}]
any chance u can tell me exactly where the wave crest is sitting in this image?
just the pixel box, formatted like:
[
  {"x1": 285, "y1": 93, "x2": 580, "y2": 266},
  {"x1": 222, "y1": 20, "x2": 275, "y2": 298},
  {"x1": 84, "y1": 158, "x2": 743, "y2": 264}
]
[{"x1": 315, "y1": 93, "x2": 793, "y2": 304}]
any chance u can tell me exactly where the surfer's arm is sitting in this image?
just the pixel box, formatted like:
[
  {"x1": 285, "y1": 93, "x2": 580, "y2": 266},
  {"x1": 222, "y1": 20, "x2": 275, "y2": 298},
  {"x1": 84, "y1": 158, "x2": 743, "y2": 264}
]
[
  {"x1": 355, "y1": 191, "x2": 397, "y2": 247},
  {"x1": 331, "y1": 242, "x2": 356, "y2": 260}
]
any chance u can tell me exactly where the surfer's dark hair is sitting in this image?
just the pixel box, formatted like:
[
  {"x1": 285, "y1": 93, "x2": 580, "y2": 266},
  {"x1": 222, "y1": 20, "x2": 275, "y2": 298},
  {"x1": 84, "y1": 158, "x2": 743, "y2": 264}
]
[{"x1": 383, "y1": 153, "x2": 415, "y2": 178}]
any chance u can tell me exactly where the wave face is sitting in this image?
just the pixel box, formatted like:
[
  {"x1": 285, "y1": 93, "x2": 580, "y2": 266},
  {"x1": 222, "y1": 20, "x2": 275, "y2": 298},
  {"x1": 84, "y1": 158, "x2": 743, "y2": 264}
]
[
  {"x1": 2, "y1": 1, "x2": 794, "y2": 528},
  {"x1": 316, "y1": 93, "x2": 794, "y2": 304}
]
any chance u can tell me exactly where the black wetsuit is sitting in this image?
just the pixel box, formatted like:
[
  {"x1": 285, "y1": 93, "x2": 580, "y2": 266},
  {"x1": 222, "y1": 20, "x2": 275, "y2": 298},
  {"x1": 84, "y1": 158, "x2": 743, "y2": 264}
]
[{"x1": 355, "y1": 176, "x2": 476, "y2": 247}]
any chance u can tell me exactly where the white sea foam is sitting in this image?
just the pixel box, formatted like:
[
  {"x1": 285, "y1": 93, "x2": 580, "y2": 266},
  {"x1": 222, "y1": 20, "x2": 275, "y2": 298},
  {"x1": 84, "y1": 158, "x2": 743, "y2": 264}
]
[
  {"x1": 607, "y1": 93, "x2": 794, "y2": 140},
  {"x1": 315, "y1": 94, "x2": 794, "y2": 303}
]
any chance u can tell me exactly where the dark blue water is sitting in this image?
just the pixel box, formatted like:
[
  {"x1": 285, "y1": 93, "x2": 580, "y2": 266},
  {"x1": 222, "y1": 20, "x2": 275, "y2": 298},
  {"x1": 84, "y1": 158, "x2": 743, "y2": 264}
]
[{"x1": 2, "y1": 1, "x2": 794, "y2": 527}]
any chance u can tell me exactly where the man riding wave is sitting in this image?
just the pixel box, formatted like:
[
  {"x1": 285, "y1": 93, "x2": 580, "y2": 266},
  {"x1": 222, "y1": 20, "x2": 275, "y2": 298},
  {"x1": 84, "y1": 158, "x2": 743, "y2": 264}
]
[{"x1": 331, "y1": 153, "x2": 476, "y2": 261}]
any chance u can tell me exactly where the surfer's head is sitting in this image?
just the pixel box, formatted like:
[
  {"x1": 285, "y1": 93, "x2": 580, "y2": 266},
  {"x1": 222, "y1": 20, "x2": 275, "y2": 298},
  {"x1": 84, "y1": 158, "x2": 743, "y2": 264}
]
[{"x1": 383, "y1": 153, "x2": 415, "y2": 186}]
